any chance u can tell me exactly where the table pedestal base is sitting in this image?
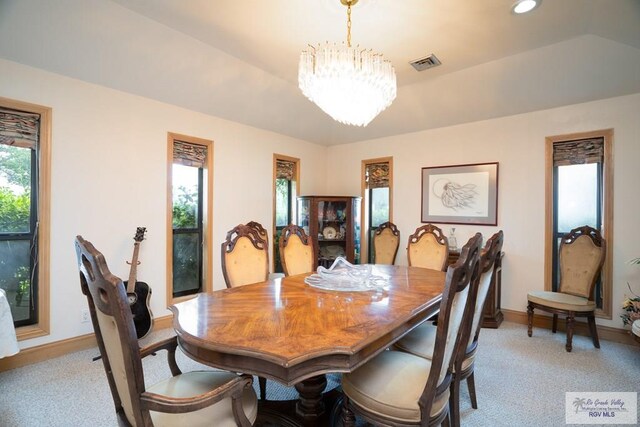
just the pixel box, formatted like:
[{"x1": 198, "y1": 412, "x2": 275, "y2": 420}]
[{"x1": 255, "y1": 375, "x2": 343, "y2": 427}]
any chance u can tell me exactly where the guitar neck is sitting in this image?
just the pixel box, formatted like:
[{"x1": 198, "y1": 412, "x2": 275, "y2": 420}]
[{"x1": 127, "y1": 243, "x2": 140, "y2": 293}]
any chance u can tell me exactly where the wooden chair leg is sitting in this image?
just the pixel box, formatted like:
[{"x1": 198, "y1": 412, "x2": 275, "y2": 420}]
[
  {"x1": 466, "y1": 372, "x2": 478, "y2": 409},
  {"x1": 552, "y1": 314, "x2": 558, "y2": 333},
  {"x1": 565, "y1": 314, "x2": 575, "y2": 352},
  {"x1": 449, "y1": 375, "x2": 461, "y2": 427},
  {"x1": 442, "y1": 412, "x2": 451, "y2": 427},
  {"x1": 587, "y1": 314, "x2": 600, "y2": 349},
  {"x1": 341, "y1": 397, "x2": 356, "y2": 427},
  {"x1": 527, "y1": 303, "x2": 534, "y2": 337},
  {"x1": 258, "y1": 376, "x2": 267, "y2": 400}
]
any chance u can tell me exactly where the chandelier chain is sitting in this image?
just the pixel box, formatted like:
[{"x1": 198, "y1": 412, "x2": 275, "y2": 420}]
[{"x1": 347, "y1": 3, "x2": 352, "y2": 48}]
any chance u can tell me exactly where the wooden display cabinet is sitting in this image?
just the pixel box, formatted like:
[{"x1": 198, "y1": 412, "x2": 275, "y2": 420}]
[{"x1": 297, "y1": 196, "x2": 361, "y2": 268}]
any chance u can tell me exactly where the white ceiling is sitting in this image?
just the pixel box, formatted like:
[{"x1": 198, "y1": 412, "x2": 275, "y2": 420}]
[{"x1": 1, "y1": 0, "x2": 640, "y2": 145}]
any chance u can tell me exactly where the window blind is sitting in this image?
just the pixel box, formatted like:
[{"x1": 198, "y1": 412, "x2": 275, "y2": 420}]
[
  {"x1": 276, "y1": 160, "x2": 295, "y2": 181},
  {"x1": 365, "y1": 162, "x2": 389, "y2": 189},
  {"x1": 553, "y1": 138, "x2": 604, "y2": 166},
  {"x1": 0, "y1": 108, "x2": 40, "y2": 150},
  {"x1": 173, "y1": 140, "x2": 207, "y2": 168}
]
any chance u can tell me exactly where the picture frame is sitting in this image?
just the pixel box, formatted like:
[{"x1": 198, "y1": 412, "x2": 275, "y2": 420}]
[{"x1": 421, "y1": 162, "x2": 499, "y2": 226}]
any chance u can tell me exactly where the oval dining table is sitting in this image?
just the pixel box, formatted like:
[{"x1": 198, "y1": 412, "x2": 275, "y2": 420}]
[{"x1": 169, "y1": 264, "x2": 446, "y2": 426}]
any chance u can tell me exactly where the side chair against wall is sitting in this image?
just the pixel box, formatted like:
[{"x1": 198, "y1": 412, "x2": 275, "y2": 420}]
[
  {"x1": 279, "y1": 224, "x2": 314, "y2": 276},
  {"x1": 395, "y1": 231, "x2": 504, "y2": 427},
  {"x1": 527, "y1": 225, "x2": 606, "y2": 352},
  {"x1": 220, "y1": 223, "x2": 270, "y2": 400},
  {"x1": 407, "y1": 224, "x2": 449, "y2": 271},
  {"x1": 340, "y1": 233, "x2": 483, "y2": 427},
  {"x1": 75, "y1": 236, "x2": 257, "y2": 427},
  {"x1": 372, "y1": 221, "x2": 400, "y2": 265}
]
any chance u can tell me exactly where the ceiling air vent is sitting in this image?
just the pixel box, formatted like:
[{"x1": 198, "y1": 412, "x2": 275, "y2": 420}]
[{"x1": 409, "y1": 54, "x2": 441, "y2": 72}]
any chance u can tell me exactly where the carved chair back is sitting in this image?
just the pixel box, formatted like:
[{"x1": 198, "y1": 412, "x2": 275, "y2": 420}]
[
  {"x1": 467, "y1": 230, "x2": 504, "y2": 349},
  {"x1": 558, "y1": 226, "x2": 605, "y2": 300},
  {"x1": 246, "y1": 221, "x2": 269, "y2": 246},
  {"x1": 417, "y1": 233, "x2": 482, "y2": 420},
  {"x1": 372, "y1": 221, "x2": 400, "y2": 265},
  {"x1": 221, "y1": 224, "x2": 269, "y2": 288},
  {"x1": 279, "y1": 224, "x2": 314, "y2": 276},
  {"x1": 407, "y1": 224, "x2": 449, "y2": 271},
  {"x1": 75, "y1": 235, "x2": 150, "y2": 426}
]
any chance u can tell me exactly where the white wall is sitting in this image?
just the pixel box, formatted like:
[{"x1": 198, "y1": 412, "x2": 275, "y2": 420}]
[
  {"x1": 326, "y1": 93, "x2": 640, "y2": 330},
  {"x1": 0, "y1": 59, "x2": 327, "y2": 349}
]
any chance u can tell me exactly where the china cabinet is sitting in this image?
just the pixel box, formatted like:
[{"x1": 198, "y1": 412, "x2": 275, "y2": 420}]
[{"x1": 297, "y1": 196, "x2": 361, "y2": 268}]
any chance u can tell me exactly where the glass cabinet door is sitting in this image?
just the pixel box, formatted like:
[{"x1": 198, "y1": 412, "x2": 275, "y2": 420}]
[
  {"x1": 317, "y1": 201, "x2": 348, "y2": 268},
  {"x1": 297, "y1": 198, "x2": 311, "y2": 236}
]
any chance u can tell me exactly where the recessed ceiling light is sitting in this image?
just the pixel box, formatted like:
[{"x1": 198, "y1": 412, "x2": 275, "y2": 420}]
[{"x1": 511, "y1": 0, "x2": 541, "y2": 14}]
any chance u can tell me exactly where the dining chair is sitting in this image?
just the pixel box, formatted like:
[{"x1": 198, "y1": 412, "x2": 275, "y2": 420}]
[
  {"x1": 221, "y1": 223, "x2": 271, "y2": 400},
  {"x1": 372, "y1": 221, "x2": 400, "y2": 265},
  {"x1": 221, "y1": 224, "x2": 269, "y2": 289},
  {"x1": 279, "y1": 224, "x2": 314, "y2": 276},
  {"x1": 75, "y1": 236, "x2": 257, "y2": 427},
  {"x1": 407, "y1": 224, "x2": 449, "y2": 271},
  {"x1": 527, "y1": 225, "x2": 606, "y2": 352},
  {"x1": 340, "y1": 233, "x2": 482, "y2": 427},
  {"x1": 395, "y1": 231, "x2": 504, "y2": 427}
]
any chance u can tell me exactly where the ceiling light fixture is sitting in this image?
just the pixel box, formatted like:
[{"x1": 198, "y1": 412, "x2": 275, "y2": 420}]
[
  {"x1": 298, "y1": 0, "x2": 396, "y2": 127},
  {"x1": 511, "y1": 0, "x2": 541, "y2": 14}
]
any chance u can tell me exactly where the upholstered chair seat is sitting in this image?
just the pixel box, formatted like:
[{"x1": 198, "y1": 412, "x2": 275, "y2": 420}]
[
  {"x1": 373, "y1": 222, "x2": 400, "y2": 265},
  {"x1": 342, "y1": 351, "x2": 449, "y2": 423},
  {"x1": 148, "y1": 371, "x2": 258, "y2": 426},
  {"x1": 279, "y1": 224, "x2": 314, "y2": 276},
  {"x1": 407, "y1": 224, "x2": 449, "y2": 271},
  {"x1": 527, "y1": 225, "x2": 605, "y2": 352},
  {"x1": 526, "y1": 291, "x2": 596, "y2": 312}
]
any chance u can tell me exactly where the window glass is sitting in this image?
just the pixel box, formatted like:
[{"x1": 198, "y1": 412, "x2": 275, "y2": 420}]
[
  {"x1": 172, "y1": 164, "x2": 199, "y2": 229},
  {"x1": 370, "y1": 187, "x2": 389, "y2": 228},
  {"x1": 0, "y1": 145, "x2": 31, "y2": 233},
  {"x1": 557, "y1": 163, "x2": 598, "y2": 232},
  {"x1": 275, "y1": 178, "x2": 290, "y2": 227}
]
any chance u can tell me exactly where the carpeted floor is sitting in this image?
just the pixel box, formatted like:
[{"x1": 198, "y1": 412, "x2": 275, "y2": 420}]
[{"x1": 0, "y1": 322, "x2": 638, "y2": 426}]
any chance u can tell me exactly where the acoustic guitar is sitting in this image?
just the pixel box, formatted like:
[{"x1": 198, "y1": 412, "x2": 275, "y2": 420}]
[{"x1": 124, "y1": 227, "x2": 153, "y2": 339}]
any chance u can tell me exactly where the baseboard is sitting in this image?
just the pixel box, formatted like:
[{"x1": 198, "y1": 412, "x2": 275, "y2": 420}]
[
  {"x1": 0, "y1": 314, "x2": 173, "y2": 372},
  {"x1": 502, "y1": 309, "x2": 639, "y2": 347}
]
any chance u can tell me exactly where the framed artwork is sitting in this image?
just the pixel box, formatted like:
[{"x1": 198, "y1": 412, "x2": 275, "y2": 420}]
[{"x1": 421, "y1": 162, "x2": 499, "y2": 225}]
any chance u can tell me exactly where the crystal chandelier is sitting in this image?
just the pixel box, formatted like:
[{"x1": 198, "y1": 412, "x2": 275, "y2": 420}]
[{"x1": 298, "y1": 0, "x2": 396, "y2": 127}]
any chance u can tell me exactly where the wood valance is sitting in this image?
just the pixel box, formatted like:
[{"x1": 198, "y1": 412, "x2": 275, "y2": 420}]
[
  {"x1": 553, "y1": 138, "x2": 603, "y2": 166},
  {"x1": 173, "y1": 140, "x2": 207, "y2": 168},
  {"x1": 0, "y1": 108, "x2": 40, "y2": 150},
  {"x1": 366, "y1": 162, "x2": 389, "y2": 189},
  {"x1": 276, "y1": 160, "x2": 295, "y2": 180}
]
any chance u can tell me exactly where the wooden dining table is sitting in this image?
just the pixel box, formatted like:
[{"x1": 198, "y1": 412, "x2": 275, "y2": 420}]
[{"x1": 169, "y1": 264, "x2": 446, "y2": 426}]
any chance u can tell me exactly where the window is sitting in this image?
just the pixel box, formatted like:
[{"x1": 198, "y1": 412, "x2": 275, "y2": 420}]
[
  {"x1": 0, "y1": 97, "x2": 50, "y2": 339},
  {"x1": 167, "y1": 134, "x2": 213, "y2": 301},
  {"x1": 361, "y1": 158, "x2": 393, "y2": 263},
  {"x1": 545, "y1": 130, "x2": 613, "y2": 317},
  {"x1": 273, "y1": 155, "x2": 299, "y2": 273}
]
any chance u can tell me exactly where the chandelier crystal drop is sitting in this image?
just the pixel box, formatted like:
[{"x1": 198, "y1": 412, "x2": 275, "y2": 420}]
[{"x1": 298, "y1": 0, "x2": 396, "y2": 127}]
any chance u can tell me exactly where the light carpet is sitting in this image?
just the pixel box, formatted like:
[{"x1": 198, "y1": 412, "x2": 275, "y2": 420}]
[{"x1": 0, "y1": 322, "x2": 638, "y2": 426}]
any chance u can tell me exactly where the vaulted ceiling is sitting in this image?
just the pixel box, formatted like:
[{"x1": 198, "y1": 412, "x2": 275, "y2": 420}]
[{"x1": 1, "y1": 0, "x2": 639, "y2": 145}]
